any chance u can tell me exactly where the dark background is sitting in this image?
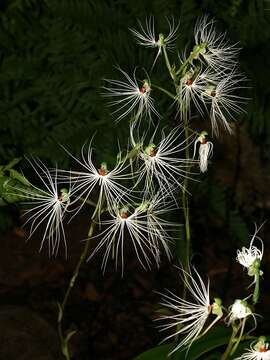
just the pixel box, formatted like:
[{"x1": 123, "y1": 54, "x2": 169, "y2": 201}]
[{"x1": 0, "y1": 0, "x2": 270, "y2": 359}]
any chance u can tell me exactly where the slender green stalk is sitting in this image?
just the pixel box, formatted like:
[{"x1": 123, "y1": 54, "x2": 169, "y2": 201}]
[
  {"x1": 161, "y1": 44, "x2": 193, "y2": 274},
  {"x1": 182, "y1": 120, "x2": 191, "y2": 270},
  {"x1": 57, "y1": 202, "x2": 101, "y2": 359},
  {"x1": 151, "y1": 83, "x2": 176, "y2": 100},
  {"x1": 162, "y1": 46, "x2": 175, "y2": 81},
  {"x1": 231, "y1": 319, "x2": 246, "y2": 356},
  {"x1": 220, "y1": 323, "x2": 240, "y2": 360},
  {"x1": 253, "y1": 271, "x2": 260, "y2": 305}
]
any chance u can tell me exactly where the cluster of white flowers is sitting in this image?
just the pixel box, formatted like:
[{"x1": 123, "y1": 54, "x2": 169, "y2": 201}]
[
  {"x1": 178, "y1": 16, "x2": 246, "y2": 135},
  {"x1": 6, "y1": 12, "x2": 266, "y2": 360},
  {"x1": 157, "y1": 225, "x2": 265, "y2": 356}
]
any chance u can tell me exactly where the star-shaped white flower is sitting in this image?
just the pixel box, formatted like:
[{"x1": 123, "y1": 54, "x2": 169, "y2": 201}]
[
  {"x1": 194, "y1": 15, "x2": 240, "y2": 72},
  {"x1": 202, "y1": 68, "x2": 247, "y2": 135},
  {"x1": 129, "y1": 16, "x2": 179, "y2": 68},
  {"x1": 14, "y1": 158, "x2": 71, "y2": 257},
  {"x1": 134, "y1": 126, "x2": 197, "y2": 199},
  {"x1": 58, "y1": 142, "x2": 132, "y2": 216},
  {"x1": 88, "y1": 193, "x2": 174, "y2": 275},
  {"x1": 157, "y1": 266, "x2": 213, "y2": 355},
  {"x1": 102, "y1": 67, "x2": 159, "y2": 123}
]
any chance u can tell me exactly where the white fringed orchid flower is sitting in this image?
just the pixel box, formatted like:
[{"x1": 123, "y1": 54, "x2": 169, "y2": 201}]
[
  {"x1": 194, "y1": 15, "x2": 240, "y2": 72},
  {"x1": 157, "y1": 267, "x2": 222, "y2": 355},
  {"x1": 203, "y1": 68, "x2": 247, "y2": 135},
  {"x1": 58, "y1": 143, "x2": 132, "y2": 215},
  {"x1": 129, "y1": 16, "x2": 179, "y2": 68},
  {"x1": 88, "y1": 193, "x2": 174, "y2": 275},
  {"x1": 17, "y1": 158, "x2": 71, "y2": 257},
  {"x1": 102, "y1": 67, "x2": 159, "y2": 123},
  {"x1": 226, "y1": 299, "x2": 255, "y2": 325},
  {"x1": 178, "y1": 66, "x2": 208, "y2": 119},
  {"x1": 236, "y1": 337, "x2": 270, "y2": 360},
  {"x1": 134, "y1": 126, "x2": 197, "y2": 198},
  {"x1": 236, "y1": 224, "x2": 264, "y2": 303}
]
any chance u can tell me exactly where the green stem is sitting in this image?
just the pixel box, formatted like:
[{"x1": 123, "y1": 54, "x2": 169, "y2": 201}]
[
  {"x1": 231, "y1": 319, "x2": 246, "y2": 356},
  {"x1": 162, "y1": 46, "x2": 175, "y2": 82},
  {"x1": 181, "y1": 116, "x2": 192, "y2": 272},
  {"x1": 253, "y1": 271, "x2": 260, "y2": 305},
  {"x1": 79, "y1": 197, "x2": 97, "y2": 208},
  {"x1": 175, "y1": 50, "x2": 197, "y2": 77},
  {"x1": 151, "y1": 83, "x2": 176, "y2": 100},
  {"x1": 220, "y1": 323, "x2": 240, "y2": 360},
  {"x1": 57, "y1": 202, "x2": 101, "y2": 359}
]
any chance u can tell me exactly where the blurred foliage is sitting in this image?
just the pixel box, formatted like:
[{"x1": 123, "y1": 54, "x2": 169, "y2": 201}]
[{"x1": 0, "y1": 0, "x2": 269, "y2": 245}]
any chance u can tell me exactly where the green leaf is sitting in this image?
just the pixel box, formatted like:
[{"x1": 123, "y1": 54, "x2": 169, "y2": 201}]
[
  {"x1": 9, "y1": 168, "x2": 31, "y2": 186},
  {"x1": 133, "y1": 326, "x2": 232, "y2": 360}
]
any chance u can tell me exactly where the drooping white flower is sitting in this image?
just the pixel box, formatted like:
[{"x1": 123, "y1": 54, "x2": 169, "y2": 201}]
[
  {"x1": 193, "y1": 131, "x2": 213, "y2": 173},
  {"x1": 236, "y1": 224, "x2": 264, "y2": 272},
  {"x1": 134, "y1": 126, "x2": 197, "y2": 199},
  {"x1": 129, "y1": 16, "x2": 179, "y2": 68},
  {"x1": 102, "y1": 67, "x2": 159, "y2": 123},
  {"x1": 194, "y1": 15, "x2": 240, "y2": 72},
  {"x1": 88, "y1": 193, "x2": 173, "y2": 275},
  {"x1": 58, "y1": 143, "x2": 132, "y2": 216},
  {"x1": 157, "y1": 266, "x2": 214, "y2": 354},
  {"x1": 235, "y1": 337, "x2": 270, "y2": 360},
  {"x1": 15, "y1": 158, "x2": 71, "y2": 257}
]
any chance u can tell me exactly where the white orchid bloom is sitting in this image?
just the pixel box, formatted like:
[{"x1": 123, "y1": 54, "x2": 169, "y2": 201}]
[
  {"x1": 236, "y1": 224, "x2": 264, "y2": 272},
  {"x1": 134, "y1": 126, "x2": 197, "y2": 199},
  {"x1": 88, "y1": 193, "x2": 174, "y2": 275},
  {"x1": 58, "y1": 142, "x2": 133, "y2": 216},
  {"x1": 129, "y1": 16, "x2": 179, "y2": 68},
  {"x1": 193, "y1": 131, "x2": 213, "y2": 173},
  {"x1": 157, "y1": 266, "x2": 222, "y2": 355},
  {"x1": 194, "y1": 15, "x2": 240, "y2": 72},
  {"x1": 15, "y1": 158, "x2": 71, "y2": 257},
  {"x1": 236, "y1": 337, "x2": 270, "y2": 360},
  {"x1": 102, "y1": 67, "x2": 159, "y2": 123}
]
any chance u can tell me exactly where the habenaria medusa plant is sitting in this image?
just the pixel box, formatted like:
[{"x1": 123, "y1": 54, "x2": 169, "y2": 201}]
[{"x1": 0, "y1": 14, "x2": 266, "y2": 360}]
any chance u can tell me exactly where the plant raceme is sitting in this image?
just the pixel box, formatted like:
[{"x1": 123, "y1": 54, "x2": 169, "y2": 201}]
[{"x1": 2, "y1": 14, "x2": 263, "y2": 360}]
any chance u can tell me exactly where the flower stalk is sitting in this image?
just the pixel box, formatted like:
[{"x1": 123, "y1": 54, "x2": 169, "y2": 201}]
[{"x1": 57, "y1": 199, "x2": 103, "y2": 360}]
